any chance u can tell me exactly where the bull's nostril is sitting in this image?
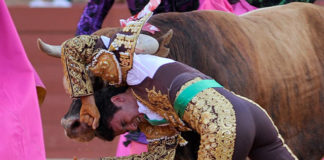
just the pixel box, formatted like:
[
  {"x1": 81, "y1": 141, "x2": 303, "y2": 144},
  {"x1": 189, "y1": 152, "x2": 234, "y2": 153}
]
[{"x1": 71, "y1": 120, "x2": 81, "y2": 130}]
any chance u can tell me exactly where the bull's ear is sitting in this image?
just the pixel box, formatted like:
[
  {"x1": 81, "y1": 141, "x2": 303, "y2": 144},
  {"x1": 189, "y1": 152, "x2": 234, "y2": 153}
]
[{"x1": 155, "y1": 29, "x2": 173, "y2": 58}]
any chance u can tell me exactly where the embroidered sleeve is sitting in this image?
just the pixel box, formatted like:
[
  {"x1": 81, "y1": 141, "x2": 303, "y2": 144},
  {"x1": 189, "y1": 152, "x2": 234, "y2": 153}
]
[
  {"x1": 61, "y1": 35, "x2": 100, "y2": 98},
  {"x1": 180, "y1": 78, "x2": 237, "y2": 160},
  {"x1": 100, "y1": 122, "x2": 185, "y2": 160},
  {"x1": 75, "y1": 0, "x2": 114, "y2": 35}
]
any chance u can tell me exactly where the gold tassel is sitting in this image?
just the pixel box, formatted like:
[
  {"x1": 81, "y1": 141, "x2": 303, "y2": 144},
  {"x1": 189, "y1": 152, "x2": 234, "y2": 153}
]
[{"x1": 178, "y1": 135, "x2": 188, "y2": 146}]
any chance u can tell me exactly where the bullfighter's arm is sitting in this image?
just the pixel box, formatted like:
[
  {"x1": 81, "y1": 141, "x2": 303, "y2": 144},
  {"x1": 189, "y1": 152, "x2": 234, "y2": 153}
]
[
  {"x1": 61, "y1": 35, "x2": 101, "y2": 129},
  {"x1": 76, "y1": 0, "x2": 115, "y2": 36},
  {"x1": 61, "y1": 35, "x2": 102, "y2": 98},
  {"x1": 181, "y1": 88, "x2": 236, "y2": 159},
  {"x1": 177, "y1": 78, "x2": 236, "y2": 160},
  {"x1": 101, "y1": 121, "x2": 187, "y2": 160}
]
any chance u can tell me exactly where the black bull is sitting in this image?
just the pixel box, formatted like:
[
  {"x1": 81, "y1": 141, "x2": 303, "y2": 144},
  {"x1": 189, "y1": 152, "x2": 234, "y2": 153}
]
[{"x1": 62, "y1": 3, "x2": 324, "y2": 160}]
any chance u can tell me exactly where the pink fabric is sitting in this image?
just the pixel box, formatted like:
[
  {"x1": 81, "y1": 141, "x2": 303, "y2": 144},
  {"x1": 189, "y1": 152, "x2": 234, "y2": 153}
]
[
  {"x1": 232, "y1": 0, "x2": 257, "y2": 15},
  {"x1": 198, "y1": 0, "x2": 234, "y2": 13},
  {"x1": 116, "y1": 133, "x2": 147, "y2": 157},
  {"x1": 142, "y1": 23, "x2": 160, "y2": 34},
  {"x1": 198, "y1": 0, "x2": 257, "y2": 15},
  {"x1": 0, "y1": 1, "x2": 46, "y2": 160},
  {"x1": 120, "y1": 0, "x2": 161, "y2": 34},
  {"x1": 120, "y1": 0, "x2": 161, "y2": 26}
]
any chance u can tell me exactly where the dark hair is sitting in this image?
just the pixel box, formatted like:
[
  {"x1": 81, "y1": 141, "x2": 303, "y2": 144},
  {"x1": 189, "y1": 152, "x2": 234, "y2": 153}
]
[{"x1": 94, "y1": 85, "x2": 128, "y2": 141}]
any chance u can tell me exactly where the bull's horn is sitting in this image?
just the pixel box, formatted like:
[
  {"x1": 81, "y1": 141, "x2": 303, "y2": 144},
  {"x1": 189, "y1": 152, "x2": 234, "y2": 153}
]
[
  {"x1": 37, "y1": 38, "x2": 61, "y2": 58},
  {"x1": 135, "y1": 34, "x2": 159, "y2": 54}
]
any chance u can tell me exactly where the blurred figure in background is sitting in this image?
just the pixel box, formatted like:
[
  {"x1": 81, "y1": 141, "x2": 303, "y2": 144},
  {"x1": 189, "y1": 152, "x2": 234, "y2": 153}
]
[
  {"x1": 198, "y1": 0, "x2": 317, "y2": 15},
  {"x1": 75, "y1": 0, "x2": 199, "y2": 35},
  {"x1": 246, "y1": 0, "x2": 315, "y2": 8},
  {"x1": 29, "y1": 0, "x2": 72, "y2": 8}
]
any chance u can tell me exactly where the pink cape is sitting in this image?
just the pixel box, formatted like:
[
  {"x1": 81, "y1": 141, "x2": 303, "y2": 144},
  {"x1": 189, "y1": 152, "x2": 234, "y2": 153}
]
[
  {"x1": 199, "y1": 0, "x2": 234, "y2": 12},
  {"x1": 0, "y1": 1, "x2": 46, "y2": 159},
  {"x1": 231, "y1": 0, "x2": 257, "y2": 15},
  {"x1": 198, "y1": 0, "x2": 257, "y2": 15}
]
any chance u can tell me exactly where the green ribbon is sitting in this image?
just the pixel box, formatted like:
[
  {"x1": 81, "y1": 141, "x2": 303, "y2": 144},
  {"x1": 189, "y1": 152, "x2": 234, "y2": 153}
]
[{"x1": 174, "y1": 79, "x2": 223, "y2": 119}]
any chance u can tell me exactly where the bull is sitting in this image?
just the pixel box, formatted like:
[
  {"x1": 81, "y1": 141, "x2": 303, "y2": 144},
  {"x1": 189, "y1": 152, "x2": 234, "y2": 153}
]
[{"x1": 39, "y1": 2, "x2": 324, "y2": 160}]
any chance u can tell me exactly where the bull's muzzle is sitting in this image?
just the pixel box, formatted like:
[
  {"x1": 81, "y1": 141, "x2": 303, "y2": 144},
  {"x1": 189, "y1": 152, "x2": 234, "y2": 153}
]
[{"x1": 61, "y1": 116, "x2": 95, "y2": 142}]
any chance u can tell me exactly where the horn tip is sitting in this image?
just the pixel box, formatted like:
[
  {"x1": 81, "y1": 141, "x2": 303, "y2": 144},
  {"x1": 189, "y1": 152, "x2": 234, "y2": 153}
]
[
  {"x1": 37, "y1": 38, "x2": 44, "y2": 52},
  {"x1": 36, "y1": 38, "x2": 62, "y2": 58}
]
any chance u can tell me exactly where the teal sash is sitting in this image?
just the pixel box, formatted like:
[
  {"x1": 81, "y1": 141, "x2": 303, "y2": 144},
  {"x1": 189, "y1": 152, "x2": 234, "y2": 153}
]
[
  {"x1": 174, "y1": 79, "x2": 223, "y2": 119},
  {"x1": 144, "y1": 79, "x2": 223, "y2": 126}
]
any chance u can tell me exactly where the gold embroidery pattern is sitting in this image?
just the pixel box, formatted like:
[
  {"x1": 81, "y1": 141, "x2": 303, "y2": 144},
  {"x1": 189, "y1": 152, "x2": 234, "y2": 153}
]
[
  {"x1": 89, "y1": 50, "x2": 122, "y2": 85},
  {"x1": 180, "y1": 78, "x2": 237, "y2": 160},
  {"x1": 100, "y1": 132, "x2": 179, "y2": 160},
  {"x1": 61, "y1": 35, "x2": 100, "y2": 97},
  {"x1": 131, "y1": 87, "x2": 191, "y2": 132},
  {"x1": 138, "y1": 120, "x2": 179, "y2": 139},
  {"x1": 108, "y1": 13, "x2": 152, "y2": 82},
  {"x1": 138, "y1": 121, "x2": 188, "y2": 146}
]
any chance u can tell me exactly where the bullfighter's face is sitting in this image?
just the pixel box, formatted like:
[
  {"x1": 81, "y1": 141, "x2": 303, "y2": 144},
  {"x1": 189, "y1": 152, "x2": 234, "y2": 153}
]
[{"x1": 110, "y1": 90, "x2": 144, "y2": 136}]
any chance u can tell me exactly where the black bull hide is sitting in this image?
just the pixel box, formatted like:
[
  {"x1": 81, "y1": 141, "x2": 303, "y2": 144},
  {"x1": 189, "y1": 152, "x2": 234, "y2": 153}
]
[{"x1": 62, "y1": 3, "x2": 324, "y2": 160}]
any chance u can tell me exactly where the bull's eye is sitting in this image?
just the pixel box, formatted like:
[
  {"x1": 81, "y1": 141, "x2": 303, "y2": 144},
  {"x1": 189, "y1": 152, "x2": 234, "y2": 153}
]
[{"x1": 71, "y1": 120, "x2": 81, "y2": 129}]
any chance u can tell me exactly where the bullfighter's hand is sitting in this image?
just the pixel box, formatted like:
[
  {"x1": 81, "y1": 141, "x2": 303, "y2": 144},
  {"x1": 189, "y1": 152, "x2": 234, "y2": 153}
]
[{"x1": 80, "y1": 95, "x2": 100, "y2": 130}]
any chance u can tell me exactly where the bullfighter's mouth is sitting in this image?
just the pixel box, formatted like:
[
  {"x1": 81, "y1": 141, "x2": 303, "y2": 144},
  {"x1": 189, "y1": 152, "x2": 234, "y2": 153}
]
[{"x1": 130, "y1": 115, "x2": 144, "y2": 130}]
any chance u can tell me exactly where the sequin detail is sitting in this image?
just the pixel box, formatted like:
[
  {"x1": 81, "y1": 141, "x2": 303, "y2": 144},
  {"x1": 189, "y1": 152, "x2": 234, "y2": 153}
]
[
  {"x1": 61, "y1": 35, "x2": 100, "y2": 97},
  {"x1": 89, "y1": 50, "x2": 122, "y2": 85},
  {"x1": 108, "y1": 13, "x2": 153, "y2": 82},
  {"x1": 181, "y1": 78, "x2": 237, "y2": 160},
  {"x1": 131, "y1": 87, "x2": 191, "y2": 132}
]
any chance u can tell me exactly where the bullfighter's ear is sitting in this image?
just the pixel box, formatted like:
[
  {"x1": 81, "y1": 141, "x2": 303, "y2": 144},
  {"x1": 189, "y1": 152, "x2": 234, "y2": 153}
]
[
  {"x1": 155, "y1": 29, "x2": 173, "y2": 58},
  {"x1": 111, "y1": 95, "x2": 125, "y2": 105}
]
